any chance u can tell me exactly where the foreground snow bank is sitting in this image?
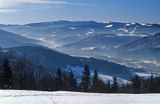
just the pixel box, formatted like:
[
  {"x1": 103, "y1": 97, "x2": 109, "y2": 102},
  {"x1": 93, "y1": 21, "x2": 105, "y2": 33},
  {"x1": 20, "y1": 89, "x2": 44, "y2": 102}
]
[{"x1": 0, "y1": 90, "x2": 160, "y2": 104}]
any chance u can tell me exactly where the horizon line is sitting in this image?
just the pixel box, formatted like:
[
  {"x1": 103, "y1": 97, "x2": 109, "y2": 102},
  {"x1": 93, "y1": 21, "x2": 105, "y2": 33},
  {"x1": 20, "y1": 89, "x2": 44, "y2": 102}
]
[{"x1": 1, "y1": 20, "x2": 160, "y2": 25}]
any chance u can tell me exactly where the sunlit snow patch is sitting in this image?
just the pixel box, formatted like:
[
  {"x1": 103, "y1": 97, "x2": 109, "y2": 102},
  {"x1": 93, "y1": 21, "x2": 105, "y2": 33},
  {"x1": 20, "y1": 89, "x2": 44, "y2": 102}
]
[
  {"x1": 105, "y1": 24, "x2": 113, "y2": 28},
  {"x1": 81, "y1": 47, "x2": 96, "y2": 51},
  {"x1": 69, "y1": 27, "x2": 76, "y2": 30}
]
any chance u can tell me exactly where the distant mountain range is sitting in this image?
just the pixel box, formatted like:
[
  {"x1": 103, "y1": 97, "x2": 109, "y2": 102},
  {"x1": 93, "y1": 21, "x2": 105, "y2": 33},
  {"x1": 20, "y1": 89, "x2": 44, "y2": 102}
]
[
  {"x1": 114, "y1": 33, "x2": 160, "y2": 60},
  {"x1": 110, "y1": 33, "x2": 160, "y2": 72},
  {"x1": 0, "y1": 20, "x2": 160, "y2": 81}
]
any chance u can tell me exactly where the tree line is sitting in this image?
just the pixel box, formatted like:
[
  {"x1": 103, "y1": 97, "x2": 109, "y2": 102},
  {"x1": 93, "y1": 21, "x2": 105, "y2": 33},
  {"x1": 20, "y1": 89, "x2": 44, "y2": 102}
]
[{"x1": 0, "y1": 57, "x2": 160, "y2": 93}]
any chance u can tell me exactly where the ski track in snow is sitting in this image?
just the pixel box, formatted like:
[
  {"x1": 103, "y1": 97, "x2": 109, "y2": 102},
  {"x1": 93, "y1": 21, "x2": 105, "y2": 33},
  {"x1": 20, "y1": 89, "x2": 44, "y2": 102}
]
[{"x1": 1, "y1": 90, "x2": 160, "y2": 104}]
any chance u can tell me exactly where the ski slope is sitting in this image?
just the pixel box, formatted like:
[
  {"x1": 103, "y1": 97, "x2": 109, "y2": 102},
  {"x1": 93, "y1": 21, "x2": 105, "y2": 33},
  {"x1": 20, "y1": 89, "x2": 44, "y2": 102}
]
[{"x1": 0, "y1": 90, "x2": 160, "y2": 104}]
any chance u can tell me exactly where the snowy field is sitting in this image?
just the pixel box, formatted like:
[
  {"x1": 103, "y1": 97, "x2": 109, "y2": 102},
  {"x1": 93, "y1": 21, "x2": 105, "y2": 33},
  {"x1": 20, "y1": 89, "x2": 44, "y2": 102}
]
[{"x1": 0, "y1": 90, "x2": 160, "y2": 104}]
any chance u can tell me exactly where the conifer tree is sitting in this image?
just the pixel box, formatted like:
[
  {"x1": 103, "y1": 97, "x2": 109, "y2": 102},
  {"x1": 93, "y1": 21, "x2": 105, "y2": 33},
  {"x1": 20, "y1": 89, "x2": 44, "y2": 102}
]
[
  {"x1": 91, "y1": 70, "x2": 99, "y2": 92},
  {"x1": 112, "y1": 76, "x2": 118, "y2": 93},
  {"x1": 54, "y1": 68, "x2": 63, "y2": 90},
  {"x1": 67, "y1": 70, "x2": 77, "y2": 91},
  {"x1": 107, "y1": 80, "x2": 111, "y2": 93},
  {"x1": 150, "y1": 73, "x2": 154, "y2": 92},
  {"x1": 1, "y1": 58, "x2": 13, "y2": 89},
  {"x1": 131, "y1": 75, "x2": 142, "y2": 93},
  {"x1": 81, "y1": 65, "x2": 91, "y2": 92}
]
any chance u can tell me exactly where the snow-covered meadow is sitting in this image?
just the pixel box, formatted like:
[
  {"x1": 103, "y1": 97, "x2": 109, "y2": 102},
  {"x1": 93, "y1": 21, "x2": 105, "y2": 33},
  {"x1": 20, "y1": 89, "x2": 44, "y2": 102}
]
[{"x1": 0, "y1": 90, "x2": 160, "y2": 104}]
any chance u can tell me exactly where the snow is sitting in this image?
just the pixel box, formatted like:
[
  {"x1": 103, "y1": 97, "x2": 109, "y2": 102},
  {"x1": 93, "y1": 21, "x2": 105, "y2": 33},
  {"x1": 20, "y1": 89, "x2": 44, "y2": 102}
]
[
  {"x1": 86, "y1": 31, "x2": 93, "y2": 35},
  {"x1": 51, "y1": 35, "x2": 55, "y2": 37},
  {"x1": 2, "y1": 50, "x2": 9, "y2": 52},
  {"x1": 126, "y1": 23, "x2": 131, "y2": 26},
  {"x1": 118, "y1": 28, "x2": 124, "y2": 31},
  {"x1": 140, "y1": 23, "x2": 152, "y2": 26},
  {"x1": 130, "y1": 27, "x2": 136, "y2": 34},
  {"x1": 123, "y1": 29, "x2": 129, "y2": 33},
  {"x1": 99, "y1": 74, "x2": 130, "y2": 85},
  {"x1": 64, "y1": 65, "x2": 130, "y2": 85},
  {"x1": 118, "y1": 28, "x2": 128, "y2": 32},
  {"x1": 76, "y1": 34, "x2": 80, "y2": 37},
  {"x1": 141, "y1": 23, "x2": 146, "y2": 26},
  {"x1": 69, "y1": 27, "x2": 76, "y2": 30},
  {"x1": 1, "y1": 90, "x2": 160, "y2": 104},
  {"x1": 136, "y1": 33, "x2": 148, "y2": 37},
  {"x1": 90, "y1": 29, "x2": 94, "y2": 31},
  {"x1": 128, "y1": 48, "x2": 136, "y2": 52},
  {"x1": 117, "y1": 26, "x2": 136, "y2": 34},
  {"x1": 135, "y1": 72, "x2": 152, "y2": 78},
  {"x1": 86, "y1": 29, "x2": 95, "y2": 36},
  {"x1": 81, "y1": 47, "x2": 96, "y2": 51},
  {"x1": 131, "y1": 22, "x2": 136, "y2": 25},
  {"x1": 103, "y1": 21, "x2": 111, "y2": 24},
  {"x1": 105, "y1": 24, "x2": 113, "y2": 28},
  {"x1": 146, "y1": 24, "x2": 152, "y2": 27},
  {"x1": 38, "y1": 37, "x2": 46, "y2": 41},
  {"x1": 117, "y1": 27, "x2": 136, "y2": 35},
  {"x1": 86, "y1": 31, "x2": 93, "y2": 36}
]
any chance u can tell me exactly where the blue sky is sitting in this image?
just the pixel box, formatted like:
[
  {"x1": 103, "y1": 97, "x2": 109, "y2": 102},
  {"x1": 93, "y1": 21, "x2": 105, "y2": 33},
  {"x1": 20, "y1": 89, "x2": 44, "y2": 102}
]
[{"x1": 0, "y1": 0, "x2": 160, "y2": 24}]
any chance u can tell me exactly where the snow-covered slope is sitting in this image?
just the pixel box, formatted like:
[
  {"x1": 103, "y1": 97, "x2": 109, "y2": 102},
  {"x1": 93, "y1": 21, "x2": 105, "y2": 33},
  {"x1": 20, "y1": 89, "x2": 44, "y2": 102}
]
[
  {"x1": 1, "y1": 90, "x2": 160, "y2": 104},
  {"x1": 0, "y1": 46, "x2": 139, "y2": 80}
]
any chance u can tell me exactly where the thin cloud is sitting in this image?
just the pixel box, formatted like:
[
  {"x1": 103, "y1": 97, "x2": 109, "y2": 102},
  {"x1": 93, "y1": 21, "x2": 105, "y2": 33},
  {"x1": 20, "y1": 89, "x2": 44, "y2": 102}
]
[
  {"x1": 0, "y1": 0, "x2": 87, "y2": 7},
  {"x1": 0, "y1": 0, "x2": 97, "y2": 13},
  {"x1": 0, "y1": 0, "x2": 69, "y2": 7},
  {"x1": 0, "y1": 8, "x2": 17, "y2": 13},
  {"x1": 0, "y1": 0, "x2": 69, "y2": 13}
]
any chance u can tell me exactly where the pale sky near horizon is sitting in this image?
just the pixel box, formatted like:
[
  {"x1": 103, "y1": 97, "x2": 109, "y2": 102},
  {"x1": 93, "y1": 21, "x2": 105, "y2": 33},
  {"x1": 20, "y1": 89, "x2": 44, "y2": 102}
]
[{"x1": 0, "y1": 0, "x2": 160, "y2": 24}]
